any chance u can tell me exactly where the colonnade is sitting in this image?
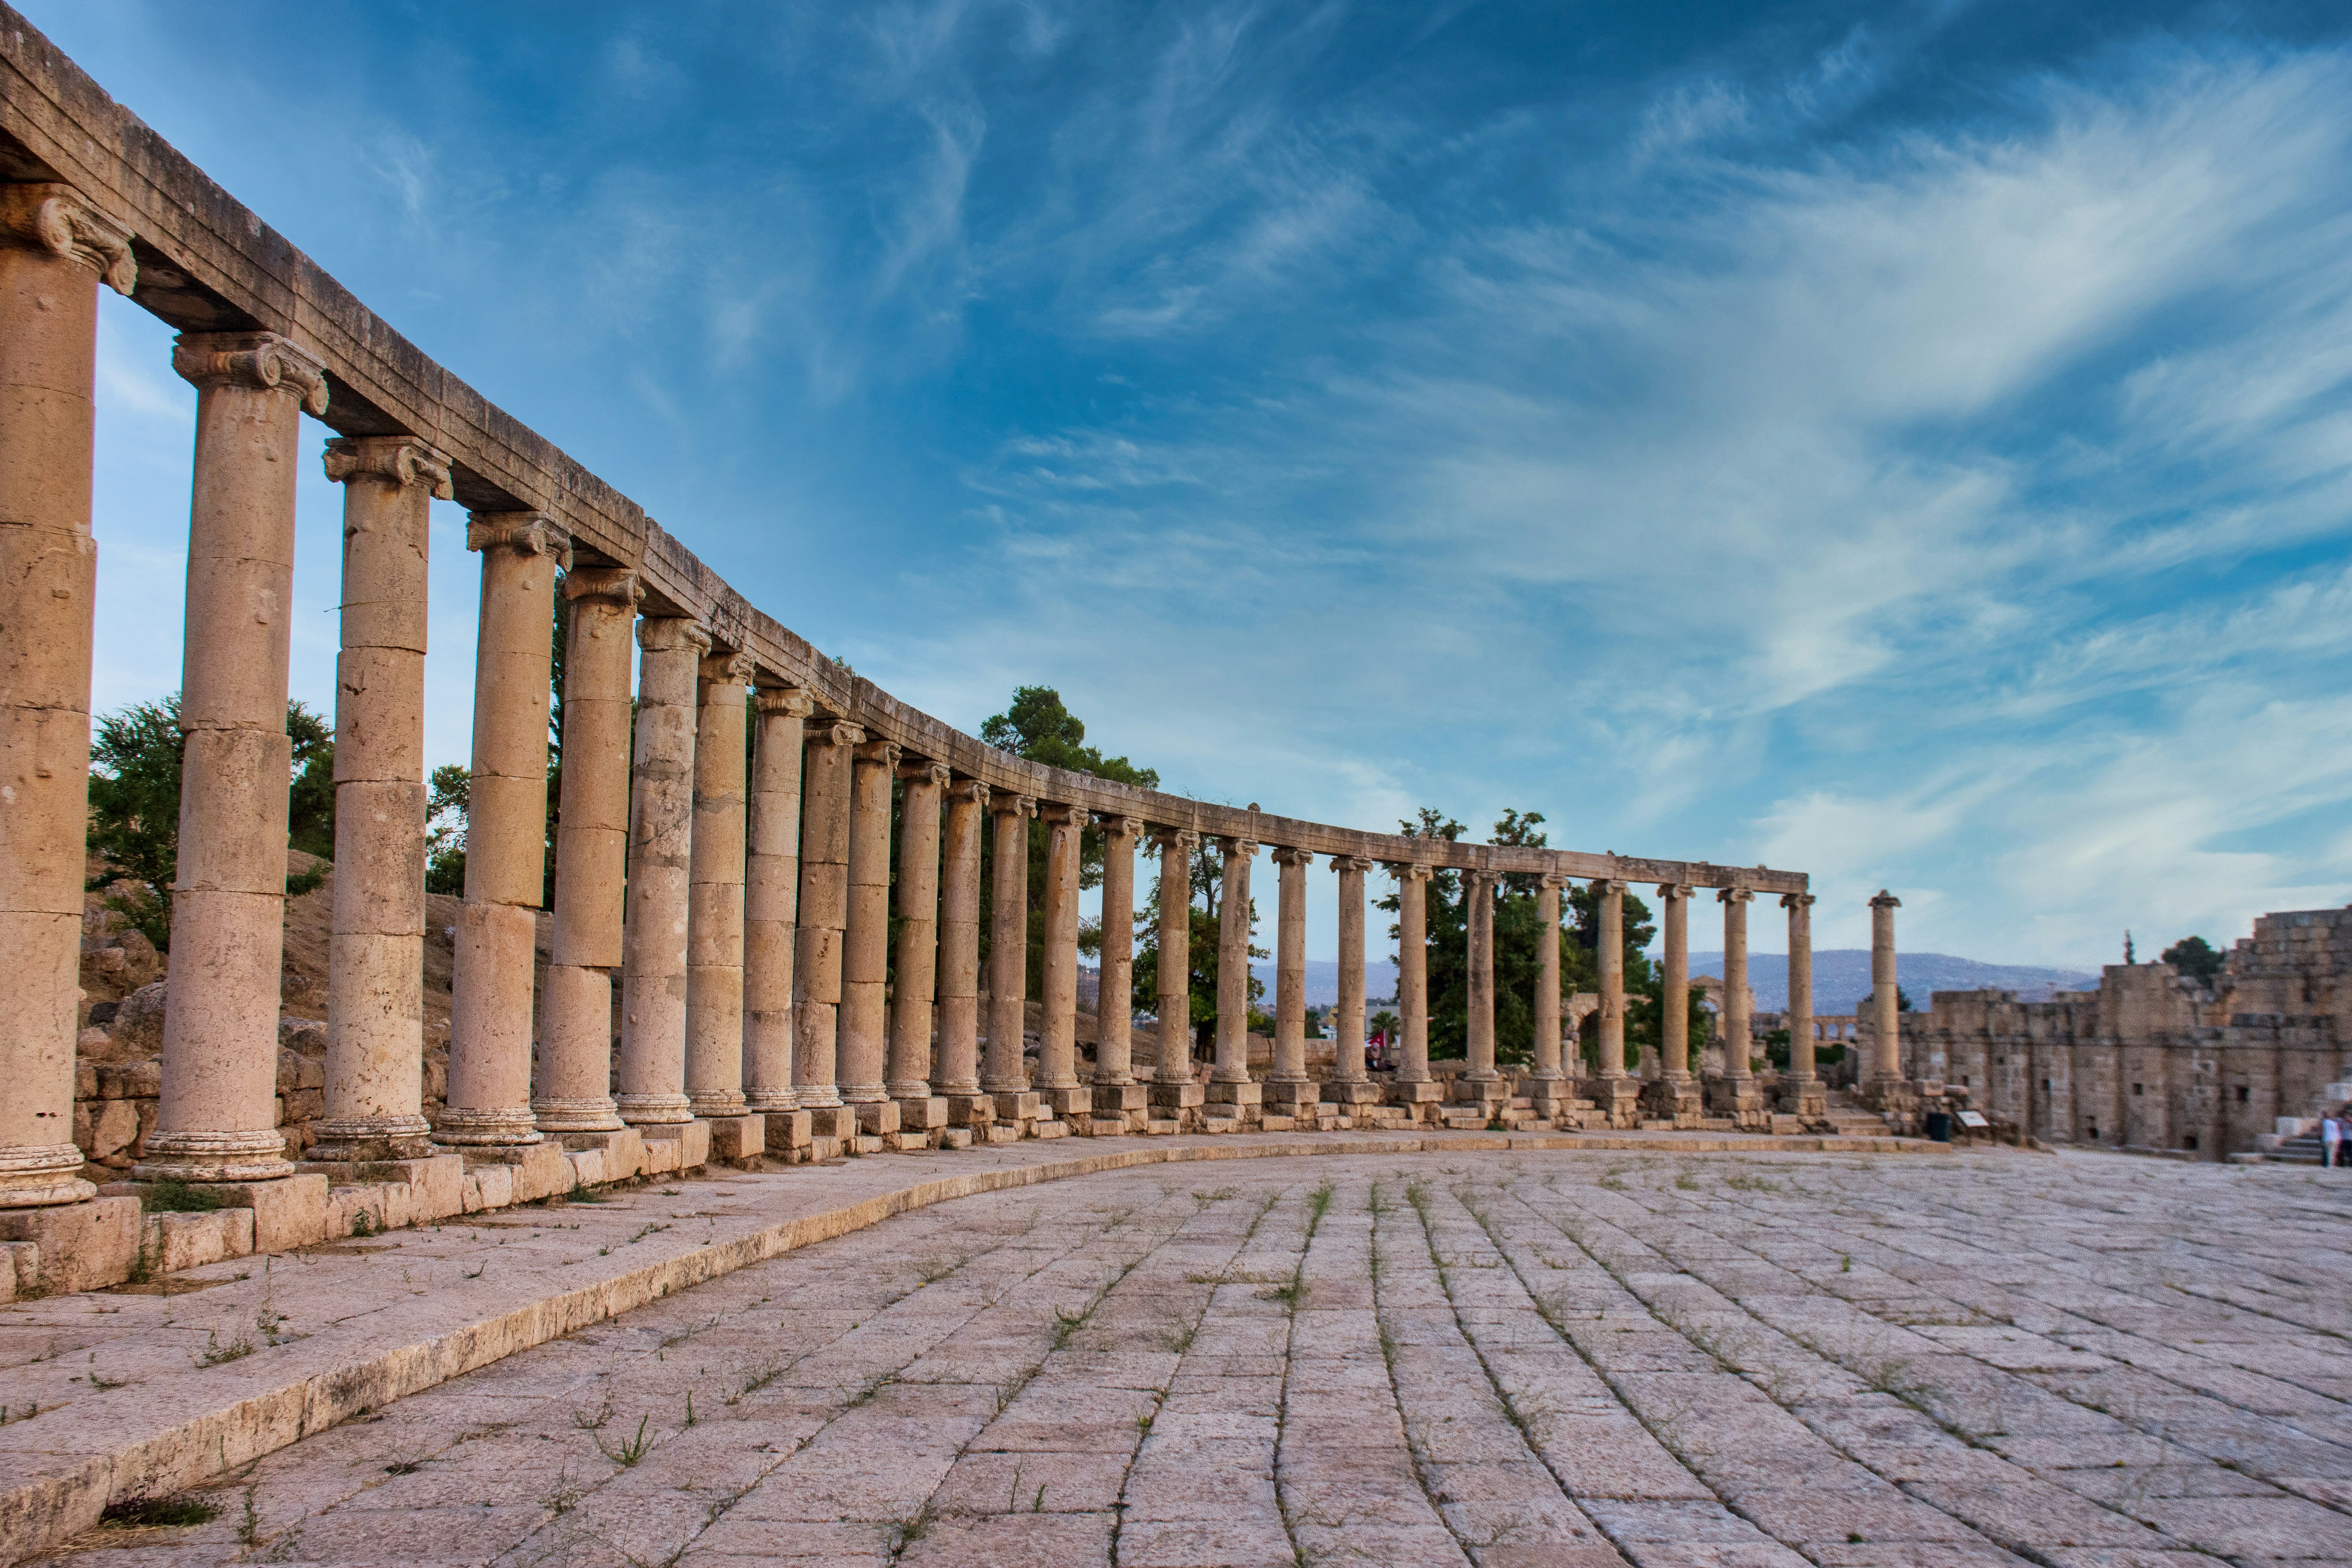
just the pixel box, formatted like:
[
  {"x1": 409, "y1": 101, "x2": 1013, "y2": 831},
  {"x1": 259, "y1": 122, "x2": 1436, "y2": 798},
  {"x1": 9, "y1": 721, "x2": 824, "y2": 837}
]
[{"x1": 0, "y1": 163, "x2": 1823, "y2": 1232}]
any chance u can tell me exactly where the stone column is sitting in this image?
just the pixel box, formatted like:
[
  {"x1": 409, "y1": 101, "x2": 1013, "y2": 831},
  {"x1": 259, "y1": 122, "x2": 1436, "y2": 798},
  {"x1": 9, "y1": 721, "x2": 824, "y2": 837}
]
[
  {"x1": 1208, "y1": 837, "x2": 1260, "y2": 1121},
  {"x1": 684, "y1": 650, "x2": 755, "y2": 1152},
  {"x1": 1389, "y1": 864, "x2": 1440, "y2": 1109},
  {"x1": 936, "y1": 780, "x2": 990, "y2": 1126},
  {"x1": 1779, "y1": 893, "x2": 1824, "y2": 1117},
  {"x1": 614, "y1": 615, "x2": 707, "y2": 1128},
  {"x1": 1037, "y1": 803, "x2": 1090, "y2": 1125},
  {"x1": 438, "y1": 513, "x2": 564, "y2": 1150},
  {"x1": 889, "y1": 760, "x2": 949, "y2": 1136},
  {"x1": 1151, "y1": 828, "x2": 1203, "y2": 1120},
  {"x1": 1092, "y1": 816, "x2": 1144, "y2": 1124},
  {"x1": 1458, "y1": 869, "x2": 1503, "y2": 1109},
  {"x1": 744, "y1": 688, "x2": 813, "y2": 1123},
  {"x1": 1657, "y1": 884, "x2": 1691, "y2": 1078},
  {"x1": 793, "y1": 719, "x2": 858, "y2": 1123},
  {"x1": 1708, "y1": 887, "x2": 1766, "y2": 1127},
  {"x1": 138, "y1": 332, "x2": 328, "y2": 1184},
  {"x1": 307, "y1": 437, "x2": 450, "y2": 1163},
  {"x1": 838, "y1": 736, "x2": 901, "y2": 1133},
  {"x1": 1870, "y1": 889, "x2": 1903, "y2": 1085},
  {"x1": 984, "y1": 795, "x2": 1038, "y2": 1127},
  {"x1": 1529, "y1": 875, "x2": 1568, "y2": 1116},
  {"x1": 0, "y1": 185, "x2": 130, "y2": 1207},
  {"x1": 1591, "y1": 878, "x2": 1639, "y2": 1128},
  {"x1": 534, "y1": 568, "x2": 640, "y2": 1134},
  {"x1": 1328, "y1": 856, "x2": 1379, "y2": 1111},
  {"x1": 1265, "y1": 847, "x2": 1312, "y2": 1112}
]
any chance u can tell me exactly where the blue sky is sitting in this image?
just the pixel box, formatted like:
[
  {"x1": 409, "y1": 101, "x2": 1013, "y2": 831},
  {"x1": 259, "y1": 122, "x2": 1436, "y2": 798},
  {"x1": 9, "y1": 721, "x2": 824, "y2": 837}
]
[{"x1": 34, "y1": 0, "x2": 2352, "y2": 969}]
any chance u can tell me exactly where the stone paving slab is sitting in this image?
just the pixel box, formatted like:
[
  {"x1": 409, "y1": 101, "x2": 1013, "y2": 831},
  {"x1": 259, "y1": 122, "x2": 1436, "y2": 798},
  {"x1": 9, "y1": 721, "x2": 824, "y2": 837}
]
[
  {"x1": 14, "y1": 1146, "x2": 2341, "y2": 1565},
  {"x1": 0, "y1": 1130, "x2": 1916, "y2": 1561}
]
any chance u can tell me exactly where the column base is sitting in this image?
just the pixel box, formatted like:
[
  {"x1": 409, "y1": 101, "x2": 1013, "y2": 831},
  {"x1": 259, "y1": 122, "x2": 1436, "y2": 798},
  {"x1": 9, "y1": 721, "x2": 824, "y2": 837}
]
[
  {"x1": 1702, "y1": 1075, "x2": 1773, "y2": 1131},
  {"x1": 744, "y1": 1090, "x2": 800, "y2": 1114},
  {"x1": 637, "y1": 1119, "x2": 712, "y2": 1174},
  {"x1": 896, "y1": 1096, "x2": 951, "y2": 1131},
  {"x1": 993, "y1": 1091, "x2": 1041, "y2": 1126},
  {"x1": 808, "y1": 1105, "x2": 861, "y2": 1141},
  {"x1": 855, "y1": 1101, "x2": 902, "y2": 1136},
  {"x1": 307, "y1": 1116, "x2": 438, "y2": 1163},
  {"x1": 704, "y1": 1114, "x2": 767, "y2": 1163},
  {"x1": 686, "y1": 1091, "x2": 749, "y2": 1118},
  {"x1": 0, "y1": 1144, "x2": 98, "y2": 1208},
  {"x1": 1091, "y1": 1082, "x2": 1149, "y2": 1112},
  {"x1": 0, "y1": 1195, "x2": 140, "y2": 1294},
  {"x1": 530, "y1": 1096, "x2": 625, "y2": 1134},
  {"x1": 1775, "y1": 1075, "x2": 1830, "y2": 1120},
  {"x1": 1388, "y1": 1078, "x2": 1445, "y2": 1105},
  {"x1": 1450, "y1": 1077, "x2": 1511, "y2": 1105},
  {"x1": 458, "y1": 1142, "x2": 573, "y2": 1204},
  {"x1": 1041, "y1": 1085, "x2": 1092, "y2": 1120},
  {"x1": 1322, "y1": 1079, "x2": 1385, "y2": 1105},
  {"x1": 1151, "y1": 1080, "x2": 1205, "y2": 1110},
  {"x1": 944, "y1": 1094, "x2": 995, "y2": 1127},
  {"x1": 763, "y1": 1110, "x2": 814, "y2": 1156},
  {"x1": 1205, "y1": 1079, "x2": 1262, "y2": 1107},
  {"x1": 556, "y1": 1128, "x2": 648, "y2": 1186},
  {"x1": 430, "y1": 1106, "x2": 542, "y2": 1147},
  {"x1": 1641, "y1": 1074, "x2": 1704, "y2": 1127},
  {"x1": 1263, "y1": 1078, "x2": 1320, "y2": 1109},
  {"x1": 615, "y1": 1094, "x2": 694, "y2": 1127},
  {"x1": 135, "y1": 1128, "x2": 294, "y2": 1184},
  {"x1": 1588, "y1": 1077, "x2": 1644, "y2": 1130}
]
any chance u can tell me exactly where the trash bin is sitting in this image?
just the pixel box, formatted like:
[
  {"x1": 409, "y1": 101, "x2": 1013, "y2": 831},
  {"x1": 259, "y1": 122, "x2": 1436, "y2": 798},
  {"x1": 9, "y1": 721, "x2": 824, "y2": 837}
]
[{"x1": 1924, "y1": 1111, "x2": 1952, "y2": 1143}]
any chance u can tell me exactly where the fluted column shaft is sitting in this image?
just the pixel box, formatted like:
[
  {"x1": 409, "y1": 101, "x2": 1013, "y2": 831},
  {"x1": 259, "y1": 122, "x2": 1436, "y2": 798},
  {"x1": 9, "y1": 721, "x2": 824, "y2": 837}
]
[
  {"x1": 1269, "y1": 848, "x2": 1309, "y2": 1085},
  {"x1": 684, "y1": 652, "x2": 753, "y2": 1117},
  {"x1": 1333, "y1": 857, "x2": 1372, "y2": 1082},
  {"x1": 1094, "y1": 817, "x2": 1141, "y2": 1085},
  {"x1": 935, "y1": 781, "x2": 988, "y2": 1097},
  {"x1": 439, "y1": 514, "x2": 564, "y2": 1147},
  {"x1": 1659, "y1": 883, "x2": 1691, "y2": 1079},
  {"x1": 1784, "y1": 893, "x2": 1817, "y2": 1083},
  {"x1": 1532, "y1": 877, "x2": 1566, "y2": 1083},
  {"x1": 0, "y1": 184, "x2": 130, "y2": 1205},
  {"x1": 1597, "y1": 880, "x2": 1627, "y2": 1080},
  {"x1": 615, "y1": 617, "x2": 706, "y2": 1125},
  {"x1": 793, "y1": 720, "x2": 858, "y2": 1109},
  {"x1": 1395, "y1": 865, "x2": 1433, "y2": 1086},
  {"x1": 310, "y1": 437, "x2": 448, "y2": 1162},
  {"x1": 1212, "y1": 838, "x2": 1256, "y2": 1083},
  {"x1": 743, "y1": 690, "x2": 813, "y2": 1112},
  {"x1": 889, "y1": 762, "x2": 949, "y2": 1100},
  {"x1": 984, "y1": 796, "x2": 1035, "y2": 1094},
  {"x1": 1721, "y1": 888, "x2": 1753, "y2": 1080},
  {"x1": 141, "y1": 332, "x2": 328, "y2": 1183},
  {"x1": 1038, "y1": 804, "x2": 1082, "y2": 1091},
  {"x1": 533, "y1": 568, "x2": 640, "y2": 1132},
  {"x1": 1154, "y1": 830, "x2": 1197, "y2": 1083},
  {"x1": 1870, "y1": 890, "x2": 1902, "y2": 1082},
  {"x1": 838, "y1": 738, "x2": 900, "y2": 1104},
  {"x1": 1465, "y1": 869, "x2": 1498, "y2": 1082}
]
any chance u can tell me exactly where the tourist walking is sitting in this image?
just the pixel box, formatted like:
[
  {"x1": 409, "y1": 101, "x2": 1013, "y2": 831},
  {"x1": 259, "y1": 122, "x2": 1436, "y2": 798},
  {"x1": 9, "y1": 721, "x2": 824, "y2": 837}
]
[{"x1": 2325, "y1": 1111, "x2": 2345, "y2": 1169}]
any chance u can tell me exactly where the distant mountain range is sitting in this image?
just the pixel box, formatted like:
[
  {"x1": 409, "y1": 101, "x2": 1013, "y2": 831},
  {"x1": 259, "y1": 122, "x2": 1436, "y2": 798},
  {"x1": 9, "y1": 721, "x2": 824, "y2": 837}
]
[{"x1": 1240, "y1": 951, "x2": 2100, "y2": 1014}]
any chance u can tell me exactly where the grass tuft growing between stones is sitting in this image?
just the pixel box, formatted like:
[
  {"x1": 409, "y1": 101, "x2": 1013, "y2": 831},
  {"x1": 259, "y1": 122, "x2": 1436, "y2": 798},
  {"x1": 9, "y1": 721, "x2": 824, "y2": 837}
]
[{"x1": 101, "y1": 1495, "x2": 218, "y2": 1529}]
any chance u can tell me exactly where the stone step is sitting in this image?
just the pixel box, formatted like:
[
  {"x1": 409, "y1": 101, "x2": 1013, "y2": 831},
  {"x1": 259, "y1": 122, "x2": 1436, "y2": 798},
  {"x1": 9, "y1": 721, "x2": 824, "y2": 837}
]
[
  {"x1": 1143, "y1": 1118, "x2": 1185, "y2": 1136},
  {"x1": 1031, "y1": 1120, "x2": 1073, "y2": 1139},
  {"x1": 1083, "y1": 1118, "x2": 1130, "y2": 1138},
  {"x1": 937, "y1": 1128, "x2": 974, "y2": 1150}
]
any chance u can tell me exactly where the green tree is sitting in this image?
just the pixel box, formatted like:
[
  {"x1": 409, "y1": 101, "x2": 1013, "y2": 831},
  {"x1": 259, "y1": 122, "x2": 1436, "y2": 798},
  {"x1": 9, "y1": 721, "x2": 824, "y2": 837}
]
[
  {"x1": 87, "y1": 695, "x2": 335, "y2": 950},
  {"x1": 425, "y1": 764, "x2": 471, "y2": 895},
  {"x1": 1131, "y1": 834, "x2": 1265, "y2": 1060},
  {"x1": 2161, "y1": 935, "x2": 2225, "y2": 985}
]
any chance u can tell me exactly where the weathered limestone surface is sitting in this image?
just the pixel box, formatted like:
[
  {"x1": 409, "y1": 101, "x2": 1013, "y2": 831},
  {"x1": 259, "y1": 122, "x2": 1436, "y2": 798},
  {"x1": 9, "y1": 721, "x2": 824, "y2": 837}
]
[
  {"x1": 742, "y1": 688, "x2": 813, "y2": 1116},
  {"x1": 615, "y1": 617, "x2": 707, "y2": 1127},
  {"x1": 25, "y1": 1146, "x2": 2352, "y2": 1568},
  {"x1": 683, "y1": 650, "x2": 753, "y2": 1120}
]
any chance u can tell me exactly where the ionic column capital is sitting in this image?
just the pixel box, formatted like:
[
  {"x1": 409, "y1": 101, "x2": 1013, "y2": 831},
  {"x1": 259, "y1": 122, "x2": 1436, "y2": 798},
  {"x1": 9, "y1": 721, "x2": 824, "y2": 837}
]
[
  {"x1": 948, "y1": 777, "x2": 991, "y2": 808},
  {"x1": 1269, "y1": 845, "x2": 1312, "y2": 867},
  {"x1": 636, "y1": 617, "x2": 711, "y2": 655},
  {"x1": 1782, "y1": 891, "x2": 1816, "y2": 910},
  {"x1": 1596, "y1": 877, "x2": 1628, "y2": 894},
  {"x1": 1465, "y1": 867, "x2": 1500, "y2": 890},
  {"x1": 323, "y1": 435, "x2": 454, "y2": 499},
  {"x1": 1149, "y1": 826, "x2": 1197, "y2": 855},
  {"x1": 1870, "y1": 889, "x2": 1902, "y2": 909},
  {"x1": 1094, "y1": 813, "x2": 1144, "y2": 841},
  {"x1": 467, "y1": 510, "x2": 570, "y2": 561},
  {"x1": 855, "y1": 738, "x2": 902, "y2": 768},
  {"x1": 754, "y1": 685, "x2": 815, "y2": 719},
  {"x1": 899, "y1": 759, "x2": 953, "y2": 789},
  {"x1": 1037, "y1": 801, "x2": 1079, "y2": 826},
  {"x1": 1540, "y1": 872, "x2": 1572, "y2": 891},
  {"x1": 1219, "y1": 837, "x2": 1258, "y2": 859},
  {"x1": 0, "y1": 182, "x2": 135, "y2": 293},
  {"x1": 991, "y1": 793, "x2": 1038, "y2": 820},
  {"x1": 1719, "y1": 886, "x2": 1754, "y2": 906},
  {"x1": 1391, "y1": 862, "x2": 1434, "y2": 884},
  {"x1": 563, "y1": 566, "x2": 643, "y2": 609},
  {"x1": 806, "y1": 719, "x2": 864, "y2": 750},
  {"x1": 171, "y1": 330, "x2": 329, "y2": 416},
  {"x1": 699, "y1": 649, "x2": 757, "y2": 686},
  {"x1": 1657, "y1": 881, "x2": 1692, "y2": 901},
  {"x1": 1331, "y1": 854, "x2": 1376, "y2": 873}
]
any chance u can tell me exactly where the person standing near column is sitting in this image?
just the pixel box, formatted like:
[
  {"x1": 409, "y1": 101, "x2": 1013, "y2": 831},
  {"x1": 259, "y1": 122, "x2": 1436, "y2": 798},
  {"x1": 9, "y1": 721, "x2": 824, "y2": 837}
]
[
  {"x1": 936, "y1": 779, "x2": 990, "y2": 1130},
  {"x1": 1388, "y1": 863, "x2": 1439, "y2": 1117},
  {"x1": 309, "y1": 436, "x2": 450, "y2": 1164},
  {"x1": 889, "y1": 759, "x2": 949, "y2": 1140},
  {"x1": 439, "y1": 512, "x2": 565, "y2": 1152},
  {"x1": 743, "y1": 688, "x2": 813, "y2": 1125},
  {"x1": 684, "y1": 649, "x2": 755, "y2": 1154},
  {"x1": 1207, "y1": 836, "x2": 1260, "y2": 1124},
  {"x1": 0, "y1": 185, "x2": 131, "y2": 1209},
  {"x1": 138, "y1": 332, "x2": 329, "y2": 1185},
  {"x1": 1265, "y1": 847, "x2": 1313, "y2": 1116},
  {"x1": 615, "y1": 615, "x2": 706, "y2": 1129},
  {"x1": 985, "y1": 794, "x2": 1037, "y2": 1129},
  {"x1": 1093, "y1": 816, "x2": 1145, "y2": 1129},
  {"x1": 533, "y1": 568, "x2": 639, "y2": 1136},
  {"x1": 1150, "y1": 828, "x2": 1203, "y2": 1124}
]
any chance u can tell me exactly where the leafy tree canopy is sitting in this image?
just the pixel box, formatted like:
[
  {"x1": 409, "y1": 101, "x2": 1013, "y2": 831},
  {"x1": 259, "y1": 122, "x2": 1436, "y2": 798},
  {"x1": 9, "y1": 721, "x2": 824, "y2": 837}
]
[
  {"x1": 980, "y1": 686, "x2": 1158, "y2": 789},
  {"x1": 2161, "y1": 935, "x2": 2226, "y2": 984}
]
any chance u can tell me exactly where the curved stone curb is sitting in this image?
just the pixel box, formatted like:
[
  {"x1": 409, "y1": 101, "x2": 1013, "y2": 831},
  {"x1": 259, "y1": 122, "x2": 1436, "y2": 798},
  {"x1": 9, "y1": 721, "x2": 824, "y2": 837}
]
[{"x1": 0, "y1": 1130, "x2": 1925, "y2": 1563}]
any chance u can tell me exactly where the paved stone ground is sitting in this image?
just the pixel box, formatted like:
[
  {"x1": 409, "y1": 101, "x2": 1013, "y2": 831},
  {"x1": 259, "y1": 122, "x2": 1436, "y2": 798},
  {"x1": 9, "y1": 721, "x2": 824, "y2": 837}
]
[{"x1": 39, "y1": 1149, "x2": 2352, "y2": 1567}]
